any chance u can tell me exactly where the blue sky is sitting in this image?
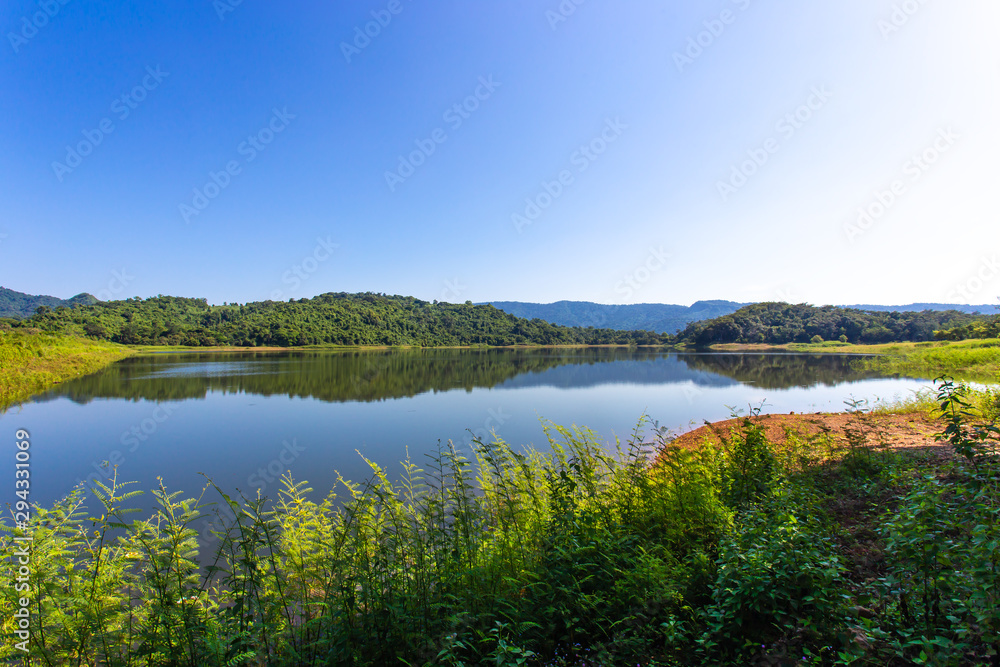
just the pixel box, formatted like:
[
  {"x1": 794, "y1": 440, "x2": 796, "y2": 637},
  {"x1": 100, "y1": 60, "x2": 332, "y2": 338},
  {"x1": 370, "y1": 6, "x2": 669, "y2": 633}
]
[{"x1": 1, "y1": 0, "x2": 997, "y2": 307}]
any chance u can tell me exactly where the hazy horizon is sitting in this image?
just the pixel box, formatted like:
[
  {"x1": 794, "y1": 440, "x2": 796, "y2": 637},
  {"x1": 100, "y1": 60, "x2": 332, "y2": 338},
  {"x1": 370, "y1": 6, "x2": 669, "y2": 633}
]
[{"x1": 3, "y1": 283, "x2": 999, "y2": 312}]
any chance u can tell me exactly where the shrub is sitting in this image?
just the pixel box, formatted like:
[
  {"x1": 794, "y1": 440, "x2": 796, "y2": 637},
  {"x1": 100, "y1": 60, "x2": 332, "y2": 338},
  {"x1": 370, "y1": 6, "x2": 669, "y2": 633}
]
[
  {"x1": 934, "y1": 375, "x2": 1000, "y2": 462},
  {"x1": 879, "y1": 465, "x2": 1000, "y2": 664},
  {"x1": 716, "y1": 409, "x2": 778, "y2": 509},
  {"x1": 701, "y1": 488, "x2": 851, "y2": 663}
]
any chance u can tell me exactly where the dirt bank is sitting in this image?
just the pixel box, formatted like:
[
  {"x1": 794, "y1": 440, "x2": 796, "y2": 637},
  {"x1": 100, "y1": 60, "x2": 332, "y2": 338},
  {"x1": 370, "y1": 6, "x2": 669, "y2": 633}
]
[{"x1": 666, "y1": 410, "x2": 950, "y2": 459}]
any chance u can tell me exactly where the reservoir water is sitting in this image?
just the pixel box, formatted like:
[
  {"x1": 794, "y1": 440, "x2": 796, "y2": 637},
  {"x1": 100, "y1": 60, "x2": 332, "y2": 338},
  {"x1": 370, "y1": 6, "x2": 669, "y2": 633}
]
[{"x1": 2, "y1": 348, "x2": 935, "y2": 514}]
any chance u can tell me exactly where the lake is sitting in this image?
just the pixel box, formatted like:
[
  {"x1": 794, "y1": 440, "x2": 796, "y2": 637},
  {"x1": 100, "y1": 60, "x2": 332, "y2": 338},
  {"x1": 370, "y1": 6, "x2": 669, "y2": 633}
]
[{"x1": 3, "y1": 348, "x2": 935, "y2": 517}]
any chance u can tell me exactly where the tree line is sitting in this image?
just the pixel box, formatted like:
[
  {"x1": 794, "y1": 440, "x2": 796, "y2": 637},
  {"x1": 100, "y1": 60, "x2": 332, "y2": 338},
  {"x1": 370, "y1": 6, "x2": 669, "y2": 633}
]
[
  {"x1": 1, "y1": 292, "x2": 666, "y2": 347},
  {"x1": 672, "y1": 302, "x2": 985, "y2": 346},
  {"x1": 4, "y1": 296, "x2": 992, "y2": 349},
  {"x1": 935, "y1": 315, "x2": 1000, "y2": 341}
]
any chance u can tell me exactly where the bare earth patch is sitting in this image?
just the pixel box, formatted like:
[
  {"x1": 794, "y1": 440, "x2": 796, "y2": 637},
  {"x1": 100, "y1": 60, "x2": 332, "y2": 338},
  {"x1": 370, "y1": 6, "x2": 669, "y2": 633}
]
[
  {"x1": 668, "y1": 410, "x2": 951, "y2": 459},
  {"x1": 663, "y1": 410, "x2": 964, "y2": 601}
]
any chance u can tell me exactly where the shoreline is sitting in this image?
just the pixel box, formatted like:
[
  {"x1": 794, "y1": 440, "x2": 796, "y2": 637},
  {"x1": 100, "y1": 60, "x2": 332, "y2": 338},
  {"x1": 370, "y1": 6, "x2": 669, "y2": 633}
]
[
  {"x1": 664, "y1": 409, "x2": 945, "y2": 453},
  {"x1": 692, "y1": 339, "x2": 1000, "y2": 382},
  {"x1": 5, "y1": 332, "x2": 997, "y2": 409},
  {"x1": 0, "y1": 330, "x2": 136, "y2": 410},
  {"x1": 129, "y1": 342, "x2": 666, "y2": 353}
]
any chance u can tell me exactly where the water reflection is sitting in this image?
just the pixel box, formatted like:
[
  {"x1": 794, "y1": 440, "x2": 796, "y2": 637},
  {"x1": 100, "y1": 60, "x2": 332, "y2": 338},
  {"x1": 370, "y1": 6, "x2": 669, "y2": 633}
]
[
  {"x1": 36, "y1": 349, "x2": 906, "y2": 405},
  {"x1": 678, "y1": 352, "x2": 890, "y2": 389},
  {"x1": 7, "y1": 348, "x2": 935, "y2": 512}
]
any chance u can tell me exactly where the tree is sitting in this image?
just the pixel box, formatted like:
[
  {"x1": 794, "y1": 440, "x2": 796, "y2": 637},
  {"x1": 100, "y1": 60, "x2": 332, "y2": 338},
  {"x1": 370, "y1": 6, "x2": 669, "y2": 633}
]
[{"x1": 83, "y1": 322, "x2": 106, "y2": 338}]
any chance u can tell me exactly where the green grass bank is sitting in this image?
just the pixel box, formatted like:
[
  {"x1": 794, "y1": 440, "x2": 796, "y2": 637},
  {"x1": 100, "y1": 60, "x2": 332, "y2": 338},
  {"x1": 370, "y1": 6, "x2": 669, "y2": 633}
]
[
  {"x1": 705, "y1": 338, "x2": 1000, "y2": 382},
  {"x1": 0, "y1": 328, "x2": 135, "y2": 410}
]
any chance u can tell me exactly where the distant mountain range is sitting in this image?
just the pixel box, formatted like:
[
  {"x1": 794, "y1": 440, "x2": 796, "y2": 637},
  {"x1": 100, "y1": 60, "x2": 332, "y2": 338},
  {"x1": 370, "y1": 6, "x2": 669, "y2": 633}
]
[
  {"x1": 482, "y1": 300, "x2": 750, "y2": 334},
  {"x1": 485, "y1": 300, "x2": 999, "y2": 333},
  {"x1": 844, "y1": 303, "x2": 999, "y2": 314},
  {"x1": 3, "y1": 286, "x2": 995, "y2": 334},
  {"x1": 0, "y1": 287, "x2": 98, "y2": 319}
]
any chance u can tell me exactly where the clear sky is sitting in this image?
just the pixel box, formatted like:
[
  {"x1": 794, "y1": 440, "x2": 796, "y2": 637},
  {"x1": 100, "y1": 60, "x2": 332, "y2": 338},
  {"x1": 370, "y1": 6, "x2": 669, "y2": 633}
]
[{"x1": 2, "y1": 0, "x2": 997, "y2": 307}]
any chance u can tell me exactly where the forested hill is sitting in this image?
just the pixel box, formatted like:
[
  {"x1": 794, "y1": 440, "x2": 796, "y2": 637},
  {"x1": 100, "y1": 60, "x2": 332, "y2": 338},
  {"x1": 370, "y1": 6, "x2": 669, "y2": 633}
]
[
  {"x1": 3, "y1": 293, "x2": 666, "y2": 347},
  {"x1": 673, "y1": 302, "x2": 985, "y2": 346},
  {"x1": 485, "y1": 299, "x2": 995, "y2": 334},
  {"x1": 0, "y1": 286, "x2": 97, "y2": 318},
  {"x1": 484, "y1": 300, "x2": 747, "y2": 333}
]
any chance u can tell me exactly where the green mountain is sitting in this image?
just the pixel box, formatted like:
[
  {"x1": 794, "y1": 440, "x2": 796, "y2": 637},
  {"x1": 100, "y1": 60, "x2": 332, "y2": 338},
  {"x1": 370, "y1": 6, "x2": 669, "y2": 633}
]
[
  {"x1": 487, "y1": 300, "x2": 998, "y2": 335},
  {"x1": 0, "y1": 287, "x2": 98, "y2": 319},
  {"x1": 7, "y1": 287, "x2": 993, "y2": 345},
  {"x1": 846, "y1": 303, "x2": 998, "y2": 315},
  {"x1": 12, "y1": 292, "x2": 666, "y2": 347},
  {"x1": 673, "y1": 302, "x2": 985, "y2": 346},
  {"x1": 483, "y1": 300, "x2": 749, "y2": 334}
]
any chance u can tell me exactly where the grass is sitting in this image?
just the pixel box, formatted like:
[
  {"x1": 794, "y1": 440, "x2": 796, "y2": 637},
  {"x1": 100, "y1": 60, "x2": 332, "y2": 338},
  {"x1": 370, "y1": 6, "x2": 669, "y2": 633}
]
[
  {"x1": 0, "y1": 328, "x2": 135, "y2": 410},
  {"x1": 3, "y1": 380, "x2": 999, "y2": 666},
  {"x1": 873, "y1": 384, "x2": 1000, "y2": 421},
  {"x1": 708, "y1": 338, "x2": 1000, "y2": 382},
  {"x1": 856, "y1": 339, "x2": 1000, "y2": 380}
]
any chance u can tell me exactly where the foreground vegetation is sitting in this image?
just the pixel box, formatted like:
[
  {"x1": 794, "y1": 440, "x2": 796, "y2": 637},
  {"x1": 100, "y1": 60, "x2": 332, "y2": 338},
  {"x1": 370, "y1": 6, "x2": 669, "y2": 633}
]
[
  {"x1": 0, "y1": 328, "x2": 134, "y2": 409},
  {"x1": 4, "y1": 293, "x2": 666, "y2": 347},
  {"x1": 3, "y1": 380, "x2": 999, "y2": 665}
]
